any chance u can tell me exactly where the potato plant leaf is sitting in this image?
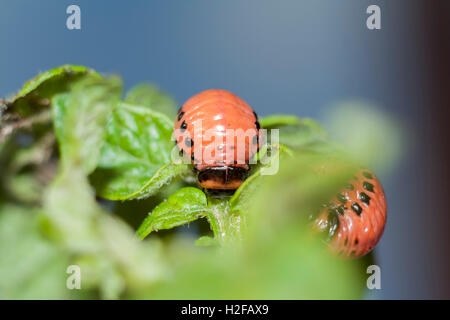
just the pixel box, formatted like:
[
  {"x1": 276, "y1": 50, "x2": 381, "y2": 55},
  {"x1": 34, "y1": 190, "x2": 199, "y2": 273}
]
[
  {"x1": 136, "y1": 187, "x2": 208, "y2": 240},
  {"x1": 1, "y1": 65, "x2": 97, "y2": 144},
  {"x1": 90, "y1": 102, "x2": 187, "y2": 200},
  {"x1": 5, "y1": 64, "x2": 96, "y2": 117},
  {"x1": 51, "y1": 76, "x2": 122, "y2": 174}
]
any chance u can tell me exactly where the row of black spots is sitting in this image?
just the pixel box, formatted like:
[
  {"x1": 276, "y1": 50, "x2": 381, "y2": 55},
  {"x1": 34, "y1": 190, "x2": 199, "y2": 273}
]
[
  {"x1": 185, "y1": 137, "x2": 193, "y2": 147},
  {"x1": 363, "y1": 181, "x2": 374, "y2": 192},
  {"x1": 359, "y1": 192, "x2": 371, "y2": 206},
  {"x1": 180, "y1": 148, "x2": 199, "y2": 164},
  {"x1": 337, "y1": 193, "x2": 347, "y2": 203},
  {"x1": 177, "y1": 111, "x2": 185, "y2": 122},
  {"x1": 344, "y1": 236, "x2": 360, "y2": 248},
  {"x1": 180, "y1": 120, "x2": 187, "y2": 132},
  {"x1": 362, "y1": 171, "x2": 373, "y2": 180},
  {"x1": 327, "y1": 203, "x2": 347, "y2": 216},
  {"x1": 351, "y1": 202, "x2": 362, "y2": 216},
  {"x1": 326, "y1": 210, "x2": 339, "y2": 243}
]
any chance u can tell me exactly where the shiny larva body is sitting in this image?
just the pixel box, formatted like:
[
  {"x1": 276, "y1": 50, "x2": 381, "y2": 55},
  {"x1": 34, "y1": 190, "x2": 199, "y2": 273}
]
[
  {"x1": 313, "y1": 168, "x2": 387, "y2": 258},
  {"x1": 174, "y1": 89, "x2": 261, "y2": 190}
]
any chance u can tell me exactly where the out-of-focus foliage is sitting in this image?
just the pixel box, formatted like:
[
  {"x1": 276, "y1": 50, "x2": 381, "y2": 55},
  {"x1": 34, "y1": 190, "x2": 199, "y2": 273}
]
[
  {"x1": 0, "y1": 65, "x2": 401, "y2": 299},
  {"x1": 52, "y1": 76, "x2": 122, "y2": 174},
  {"x1": 0, "y1": 204, "x2": 69, "y2": 299},
  {"x1": 125, "y1": 83, "x2": 178, "y2": 118},
  {"x1": 324, "y1": 101, "x2": 404, "y2": 174}
]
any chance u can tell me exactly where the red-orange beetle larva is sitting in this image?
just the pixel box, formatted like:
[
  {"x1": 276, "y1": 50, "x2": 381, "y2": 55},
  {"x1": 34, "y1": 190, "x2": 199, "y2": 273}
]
[
  {"x1": 174, "y1": 89, "x2": 261, "y2": 191},
  {"x1": 312, "y1": 168, "x2": 387, "y2": 258}
]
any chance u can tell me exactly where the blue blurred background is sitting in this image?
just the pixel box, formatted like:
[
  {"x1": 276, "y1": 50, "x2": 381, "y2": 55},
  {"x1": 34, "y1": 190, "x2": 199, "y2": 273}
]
[{"x1": 1, "y1": 0, "x2": 448, "y2": 299}]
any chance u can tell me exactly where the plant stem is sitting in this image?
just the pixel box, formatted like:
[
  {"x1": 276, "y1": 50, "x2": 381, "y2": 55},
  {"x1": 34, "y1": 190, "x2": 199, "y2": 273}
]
[{"x1": 206, "y1": 197, "x2": 243, "y2": 246}]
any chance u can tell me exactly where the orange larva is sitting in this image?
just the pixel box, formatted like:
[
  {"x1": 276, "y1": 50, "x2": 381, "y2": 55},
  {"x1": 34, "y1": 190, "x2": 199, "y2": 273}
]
[
  {"x1": 312, "y1": 168, "x2": 387, "y2": 258},
  {"x1": 174, "y1": 89, "x2": 261, "y2": 191}
]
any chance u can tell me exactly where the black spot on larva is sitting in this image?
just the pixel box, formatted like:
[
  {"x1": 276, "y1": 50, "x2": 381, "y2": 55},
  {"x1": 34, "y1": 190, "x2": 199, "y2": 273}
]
[
  {"x1": 363, "y1": 181, "x2": 374, "y2": 192},
  {"x1": 328, "y1": 207, "x2": 339, "y2": 216},
  {"x1": 180, "y1": 120, "x2": 187, "y2": 131},
  {"x1": 230, "y1": 145, "x2": 235, "y2": 150},
  {"x1": 337, "y1": 205, "x2": 347, "y2": 215},
  {"x1": 177, "y1": 111, "x2": 185, "y2": 122},
  {"x1": 359, "y1": 192, "x2": 371, "y2": 205},
  {"x1": 345, "y1": 184, "x2": 354, "y2": 190},
  {"x1": 354, "y1": 238, "x2": 359, "y2": 245},
  {"x1": 255, "y1": 121, "x2": 261, "y2": 130},
  {"x1": 351, "y1": 202, "x2": 362, "y2": 215},
  {"x1": 191, "y1": 153, "x2": 195, "y2": 161},
  {"x1": 179, "y1": 149, "x2": 185, "y2": 157},
  {"x1": 337, "y1": 193, "x2": 347, "y2": 203},
  {"x1": 326, "y1": 210, "x2": 339, "y2": 242},
  {"x1": 252, "y1": 135, "x2": 259, "y2": 145},
  {"x1": 185, "y1": 137, "x2": 193, "y2": 147},
  {"x1": 363, "y1": 171, "x2": 373, "y2": 179},
  {"x1": 253, "y1": 111, "x2": 258, "y2": 120}
]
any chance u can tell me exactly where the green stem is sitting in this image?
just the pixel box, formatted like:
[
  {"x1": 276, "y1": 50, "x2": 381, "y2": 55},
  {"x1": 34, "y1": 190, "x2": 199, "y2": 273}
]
[{"x1": 206, "y1": 197, "x2": 243, "y2": 246}]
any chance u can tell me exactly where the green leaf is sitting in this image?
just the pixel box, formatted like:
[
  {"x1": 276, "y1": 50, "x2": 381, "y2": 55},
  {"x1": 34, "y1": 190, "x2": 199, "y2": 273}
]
[
  {"x1": 52, "y1": 76, "x2": 122, "y2": 174},
  {"x1": 195, "y1": 236, "x2": 218, "y2": 247},
  {"x1": 260, "y1": 114, "x2": 336, "y2": 153},
  {"x1": 93, "y1": 162, "x2": 190, "y2": 201},
  {"x1": 259, "y1": 114, "x2": 300, "y2": 128},
  {"x1": 90, "y1": 102, "x2": 185, "y2": 200},
  {"x1": 1, "y1": 65, "x2": 97, "y2": 145},
  {"x1": 275, "y1": 119, "x2": 328, "y2": 149},
  {"x1": 0, "y1": 205, "x2": 70, "y2": 299},
  {"x1": 324, "y1": 101, "x2": 404, "y2": 174},
  {"x1": 230, "y1": 144, "x2": 293, "y2": 215},
  {"x1": 136, "y1": 187, "x2": 208, "y2": 239},
  {"x1": 125, "y1": 83, "x2": 178, "y2": 118},
  {"x1": 5, "y1": 64, "x2": 96, "y2": 117}
]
